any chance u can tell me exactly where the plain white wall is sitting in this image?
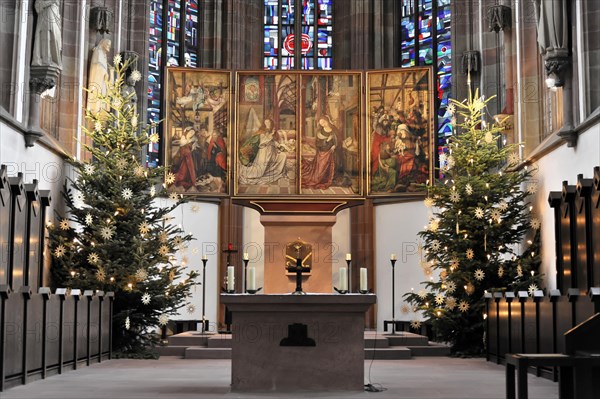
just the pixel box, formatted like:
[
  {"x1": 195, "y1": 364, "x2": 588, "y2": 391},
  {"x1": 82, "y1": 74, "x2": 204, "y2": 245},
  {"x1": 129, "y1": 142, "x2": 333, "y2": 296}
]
[
  {"x1": 162, "y1": 199, "x2": 220, "y2": 325},
  {"x1": 375, "y1": 201, "x2": 430, "y2": 330}
]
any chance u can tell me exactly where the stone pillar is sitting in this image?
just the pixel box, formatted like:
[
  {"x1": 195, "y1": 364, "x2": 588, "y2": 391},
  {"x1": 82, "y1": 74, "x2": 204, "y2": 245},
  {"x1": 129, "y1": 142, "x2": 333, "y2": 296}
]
[
  {"x1": 217, "y1": 198, "x2": 243, "y2": 328},
  {"x1": 0, "y1": 1, "x2": 17, "y2": 112},
  {"x1": 260, "y1": 215, "x2": 335, "y2": 294},
  {"x1": 350, "y1": 200, "x2": 375, "y2": 329},
  {"x1": 333, "y1": 0, "x2": 397, "y2": 70}
]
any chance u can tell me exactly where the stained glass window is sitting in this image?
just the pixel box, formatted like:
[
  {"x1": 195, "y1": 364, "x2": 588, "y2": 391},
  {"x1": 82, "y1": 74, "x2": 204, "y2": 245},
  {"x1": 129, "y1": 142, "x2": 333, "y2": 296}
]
[
  {"x1": 401, "y1": 0, "x2": 452, "y2": 159},
  {"x1": 264, "y1": 0, "x2": 333, "y2": 70},
  {"x1": 148, "y1": 1, "x2": 200, "y2": 167}
]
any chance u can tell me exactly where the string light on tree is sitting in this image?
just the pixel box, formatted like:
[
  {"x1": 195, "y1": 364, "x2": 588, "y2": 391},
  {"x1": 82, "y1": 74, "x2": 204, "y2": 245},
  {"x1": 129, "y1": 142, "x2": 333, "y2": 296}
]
[
  {"x1": 158, "y1": 314, "x2": 169, "y2": 326},
  {"x1": 141, "y1": 293, "x2": 151, "y2": 305},
  {"x1": 403, "y1": 89, "x2": 542, "y2": 354},
  {"x1": 47, "y1": 56, "x2": 198, "y2": 355}
]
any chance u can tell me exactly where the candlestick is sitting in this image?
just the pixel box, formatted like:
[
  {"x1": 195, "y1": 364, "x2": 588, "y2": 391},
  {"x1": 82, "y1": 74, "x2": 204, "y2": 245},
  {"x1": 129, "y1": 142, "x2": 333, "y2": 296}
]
[
  {"x1": 345, "y1": 253, "x2": 351, "y2": 261},
  {"x1": 226, "y1": 266, "x2": 235, "y2": 292},
  {"x1": 360, "y1": 268, "x2": 367, "y2": 292},
  {"x1": 243, "y1": 252, "x2": 249, "y2": 261},
  {"x1": 201, "y1": 258, "x2": 208, "y2": 333},
  {"x1": 339, "y1": 267, "x2": 348, "y2": 291},
  {"x1": 247, "y1": 267, "x2": 256, "y2": 291},
  {"x1": 390, "y1": 257, "x2": 397, "y2": 334},
  {"x1": 242, "y1": 258, "x2": 249, "y2": 293},
  {"x1": 346, "y1": 258, "x2": 352, "y2": 293}
]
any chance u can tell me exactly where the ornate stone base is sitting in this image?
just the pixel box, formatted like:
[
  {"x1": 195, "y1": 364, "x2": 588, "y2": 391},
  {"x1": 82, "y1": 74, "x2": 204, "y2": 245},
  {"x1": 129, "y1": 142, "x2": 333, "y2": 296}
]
[{"x1": 25, "y1": 65, "x2": 61, "y2": 147}]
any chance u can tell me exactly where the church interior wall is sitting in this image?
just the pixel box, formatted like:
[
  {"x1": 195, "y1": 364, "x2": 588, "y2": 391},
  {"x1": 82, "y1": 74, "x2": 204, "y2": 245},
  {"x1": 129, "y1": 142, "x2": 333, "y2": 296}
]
[
  {"x1": 0, "y1": 119, "x2": 69, "y2": 287},
  {"x1": 532, "y1": 119, "x2": 600, "y2": 292},
  {"x1": 374, "y1": 201, "x2": 429, "y2": 327},
  {"x1": 0, "y1": 0, "x2": 597, "y2": 337},
  {"x1": 161, "y1": 198, "x2": 220, "y2": 324}
]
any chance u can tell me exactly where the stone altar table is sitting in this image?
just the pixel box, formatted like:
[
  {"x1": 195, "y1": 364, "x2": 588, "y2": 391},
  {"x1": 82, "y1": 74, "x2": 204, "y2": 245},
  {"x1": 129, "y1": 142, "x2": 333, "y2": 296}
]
[{"x1": 221, "y1": 294, "x2": 376, "y2": 392}]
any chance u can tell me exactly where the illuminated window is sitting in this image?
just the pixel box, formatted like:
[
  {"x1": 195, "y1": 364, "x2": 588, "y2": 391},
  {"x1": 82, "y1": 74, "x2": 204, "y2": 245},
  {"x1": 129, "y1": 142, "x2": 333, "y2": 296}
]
[
  {"x1": 148, "y1": 0, "x2": 199, "y2": 167},
  {"x1": 401, "y1": 0, "x2": 452, "y2": 155},
  {"x1": 264, "y1": 0, "x2": 333, "y2": 70}
]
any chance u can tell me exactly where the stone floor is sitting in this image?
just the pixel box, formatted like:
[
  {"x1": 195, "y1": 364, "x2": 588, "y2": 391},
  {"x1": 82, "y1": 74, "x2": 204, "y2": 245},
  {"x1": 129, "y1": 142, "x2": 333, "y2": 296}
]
[{"x1": 3, "y1": 357, "x2": 558, "y2": 399}]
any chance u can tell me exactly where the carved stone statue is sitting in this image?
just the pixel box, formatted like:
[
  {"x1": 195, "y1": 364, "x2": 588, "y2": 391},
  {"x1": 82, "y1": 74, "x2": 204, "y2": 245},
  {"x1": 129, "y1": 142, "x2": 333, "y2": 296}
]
[
  {"x1": 32, "y1": 0, "x2": 63, "y2": 69},
  {"x1": 534, "y1": 0, "x2": 569, "y2": 86},
  {"x1": 534, "y1": 0, "x2": 569, "y2": 59},
  {"x1": 87, "y1": 38, "x2": 112, "y2": 115},
  {"x1": 120, "y1": 52, "x2": 140, "y2": 116}
]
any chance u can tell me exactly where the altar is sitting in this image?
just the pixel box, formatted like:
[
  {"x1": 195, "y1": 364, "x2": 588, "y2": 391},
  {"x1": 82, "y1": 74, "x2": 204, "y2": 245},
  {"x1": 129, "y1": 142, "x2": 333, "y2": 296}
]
[{"x1": 221, "y1": 294, "x2": 376, "y2": 392}]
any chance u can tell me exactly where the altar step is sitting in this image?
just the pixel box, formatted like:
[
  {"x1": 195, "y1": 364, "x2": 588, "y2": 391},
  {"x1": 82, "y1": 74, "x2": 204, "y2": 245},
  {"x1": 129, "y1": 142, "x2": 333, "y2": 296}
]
[{"x1": 157, "y1": 331, "x2": 450, "y2": 359}]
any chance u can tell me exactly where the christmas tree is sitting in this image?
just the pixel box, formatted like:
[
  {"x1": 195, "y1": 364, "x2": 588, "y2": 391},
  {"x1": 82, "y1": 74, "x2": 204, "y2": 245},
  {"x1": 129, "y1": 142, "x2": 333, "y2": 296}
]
[
  {"x1": 48, "y1": 55, "x2": 198, "y2": 356},
  {"x1": 404, "y1": 89, "x2": 542, "y2": 354}
]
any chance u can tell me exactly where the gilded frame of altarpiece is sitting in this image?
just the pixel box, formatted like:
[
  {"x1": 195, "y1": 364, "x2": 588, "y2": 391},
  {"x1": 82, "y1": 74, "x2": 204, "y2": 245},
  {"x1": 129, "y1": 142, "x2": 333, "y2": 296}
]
[
  {"x1": 366, "y1": 67, "x2": 434, "y2": 197},
  {"x1": 163, "y1": 67, "x2": 232, "y2": 197},
  {"x1": 234, "y1": 71, "x2": 364, "y2": 199},
  {"x1": 160, "y1": 67, "x2": 434, "y2": 200}
]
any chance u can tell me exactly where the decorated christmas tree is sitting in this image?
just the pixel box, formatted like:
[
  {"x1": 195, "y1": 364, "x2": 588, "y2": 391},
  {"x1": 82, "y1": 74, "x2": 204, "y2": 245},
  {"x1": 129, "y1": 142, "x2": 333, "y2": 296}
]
[
  {"x1": 404, "y1": 89, "x2": 542, "y2": 354},
  {"x1": 48, "y1": 55, "x2": 198, "y2": 356}
]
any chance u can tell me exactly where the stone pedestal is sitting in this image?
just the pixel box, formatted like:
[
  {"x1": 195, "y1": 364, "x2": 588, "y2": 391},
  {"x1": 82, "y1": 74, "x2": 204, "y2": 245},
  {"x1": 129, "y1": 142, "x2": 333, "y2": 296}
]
[
  {"x1": 260, "y1": 215, "x2": 335, "y2": 293},
  {"x1": 222, "y1": 294, "x2": 376, "y2": 392},
  {"x1": 26, "y1": 65, "x2": 61, "y2": 147}
]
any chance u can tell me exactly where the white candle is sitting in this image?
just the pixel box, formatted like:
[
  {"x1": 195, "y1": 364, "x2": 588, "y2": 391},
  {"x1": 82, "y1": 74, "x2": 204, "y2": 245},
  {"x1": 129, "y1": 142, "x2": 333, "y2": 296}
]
[
  {"x1": 390, "y1": 253, "x2": 397, "y2": 261},
  {"x1": 339, "y1": 267, "x2": 347, "y2": 291},
  {"x1": 202, "y1": 254, "x2": 208, "y2": 261},
  {"x1": 360, "y1": 268, "x2": 368, "y2": 291},
  {"x1": 345, "y1": 253, "x2": 351, "y2": 261},
  {"x1": 247, "y1": 267, "x2": 256, "y2": 291},
  {"x1": 243, "y1": 252, "x2": 249, "y2": 261},
  {"x1": 227, "y1": 266, "x2": 235, "y2": 291}
]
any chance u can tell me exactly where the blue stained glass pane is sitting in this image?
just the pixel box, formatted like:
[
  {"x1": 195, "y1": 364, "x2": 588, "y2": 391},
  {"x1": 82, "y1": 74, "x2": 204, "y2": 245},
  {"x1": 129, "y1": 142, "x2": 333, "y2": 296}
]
[
  {"x1": 264, "y1": 26, "x2": 279, "y2": 56},
  {"x1": 317, "y1": 28, "x2": 332, "y2": 56},
  {"x1": 264, "y1": 1, "x2": 279, "y2": 24},
  {"x1": 420, "y1": 0, "x2": 433, "y2": 12},
  {"x1": 264, "y1": 56, "x2": 279, "y2": 69},
  {"x1": 401, "y1": 0, "x2": 414, "y2": 17},
  {"x1": 317, "y1": 0, "x2": 332, "y2": 25},
  {"x1": 401, "y1": 48, "x2": 415, "y2": 67},
  {"x1": 437, "y1": 6, "x2": 451, "y2": 41},
  {"x1": 439, "y1": 73, "x2": 452, "y2": 91},
  {"x1": 419, "y1": 47, "x2": 433, "y2": 65},
  {"x1": 184, "y1": 0, "x2": 199, "y2": 67},
  {"x1": 317, "y1": 57, "x2": 331, "y2": 70},
  {"x1": 438, "y1": 121, "x2": 453, "y2": 136},
  {"x1": 302, "y1": 25, "x2": 315, "y2": 57},
  {"x1": 281, "y1": 57, "x2": 294, "y2": 69},
  {"x1": 282, "y1": 1, "x2": 294, "y2": 25},
  {"x1": 438, "y1": 0, "x2": 451, "y2": 6},
  {"x1": 264, "y1": 0, "x2": 332, "y2": 70},
  {"x1": 303, "y1": 0, "x2": 314, "y2": 24},
  {"x1": 418, "y1": 11, "x2": 432, "y2": 40},
  {"x1": 437, "y1": 41, "x2": 451, "y2": 73},
  {"x1": 301, "y1": 57, "x2": 315, "y2": 70},
  {"x1": 401, "y1": 17, "x2": 415, "y2": 41}
]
